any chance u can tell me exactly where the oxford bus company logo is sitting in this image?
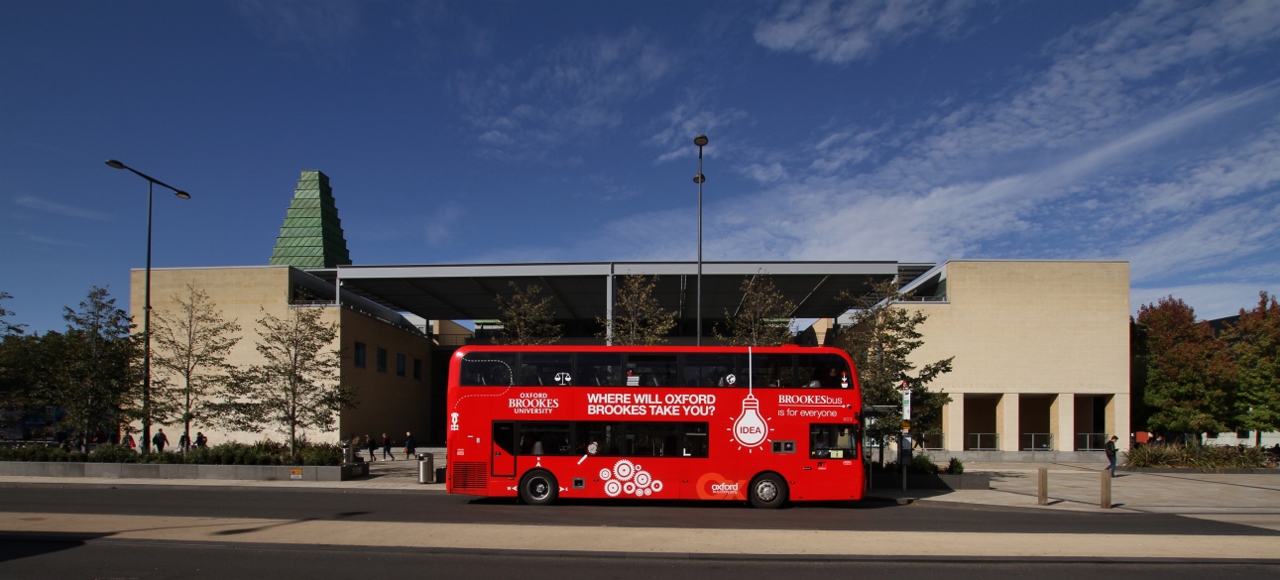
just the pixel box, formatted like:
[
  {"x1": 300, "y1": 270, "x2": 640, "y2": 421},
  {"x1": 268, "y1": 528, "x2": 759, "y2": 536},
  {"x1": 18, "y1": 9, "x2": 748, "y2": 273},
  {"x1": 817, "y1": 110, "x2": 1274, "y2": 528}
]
[
  {"x1": 508, "y1": 392, "x2": 560, "y2": 415},
  {"x1": 696, "y1": 473, "x2": 745, "y2": 500}
]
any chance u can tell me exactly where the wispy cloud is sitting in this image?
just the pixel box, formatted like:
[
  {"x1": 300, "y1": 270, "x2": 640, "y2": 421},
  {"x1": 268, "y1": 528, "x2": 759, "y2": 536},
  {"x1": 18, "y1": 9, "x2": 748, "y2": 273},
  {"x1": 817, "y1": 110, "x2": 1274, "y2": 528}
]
[
  {"x1": 235, "y1": 0, "x2": 361, "y2": 55},
  {"x1": 539, "y1": 1, "x2": 1280, "y2": 285},
  {"x1": 424, "y1": 204, "x2": 465, "y2": 246},
  {"x1": 14, "y1": 195, "x2": 111, "y2": 221},
  {"x1": 647, "y1": 98, "x2": 749, "y2": 164},
  {"x1": 1131, "y1": 282, "x2": 1276, "y2": 320},
  {"x1": 454, "y1": 29, "x2": 677, "y2": 161},
  {"x1": 754, "y1": 0, "x2": 980, "y2": 64},
  {"x1": 19, "y1": 233, "x2": 83, "y2": 247}
]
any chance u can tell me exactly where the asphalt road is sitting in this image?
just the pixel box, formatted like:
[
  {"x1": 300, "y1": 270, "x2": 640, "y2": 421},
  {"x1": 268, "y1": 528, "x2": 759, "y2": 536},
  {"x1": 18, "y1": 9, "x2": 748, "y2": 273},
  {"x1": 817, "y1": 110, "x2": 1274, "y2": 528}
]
[
  {"x1": 3, "y1": 483, "x2": 1279, "y2": 579},
  {"x1": 0, "y1": 483, "x2": 1275, "y2": 537},
  {"x1": 1, "y1": 540, "x2": 1278, "y2": 580}
]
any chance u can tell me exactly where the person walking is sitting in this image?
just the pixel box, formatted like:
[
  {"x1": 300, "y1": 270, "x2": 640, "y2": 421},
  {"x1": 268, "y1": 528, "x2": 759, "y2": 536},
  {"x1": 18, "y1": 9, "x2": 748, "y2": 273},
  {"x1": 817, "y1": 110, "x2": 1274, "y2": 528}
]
[
  {"x1": 404, "y1": 431, "x2": 416, "y2": 460},
  {"x1": 152, "y1": 429, "x2": 169, "y2": 453},
  {"x1": 178, "y1": 432, "x2": 190, "y2": 452},
  {"x1": 364, "y1": 434, "x2": 377, "y2": 462},
  {"x1": 382, "y1": 432, "x2": 394, "y2": 461},
  {"x1": 195, "y1": 432, "x2": 207, "y2": 448},
  {"x1": 1105, "y1": 435, "x2": 1119, "y2": 477}
]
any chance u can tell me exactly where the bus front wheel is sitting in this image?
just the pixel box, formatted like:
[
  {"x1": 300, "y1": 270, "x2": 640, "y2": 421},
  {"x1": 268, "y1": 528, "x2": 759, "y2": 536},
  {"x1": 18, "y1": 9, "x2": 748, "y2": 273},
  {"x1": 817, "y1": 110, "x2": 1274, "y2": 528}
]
[
  {"x1": 749, "y1": 473, "x2": 787, "y2": 509},
  {"x1": 519, "y1": 469, "x2": 558, "y2": 506}
]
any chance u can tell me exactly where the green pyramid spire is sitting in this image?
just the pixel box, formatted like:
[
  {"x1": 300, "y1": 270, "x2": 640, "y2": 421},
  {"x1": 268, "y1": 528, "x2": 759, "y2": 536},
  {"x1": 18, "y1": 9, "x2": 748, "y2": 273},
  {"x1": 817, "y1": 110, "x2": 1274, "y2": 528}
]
[{"x1": 268, "y1": 170, "x2": 352, "y2": 268}]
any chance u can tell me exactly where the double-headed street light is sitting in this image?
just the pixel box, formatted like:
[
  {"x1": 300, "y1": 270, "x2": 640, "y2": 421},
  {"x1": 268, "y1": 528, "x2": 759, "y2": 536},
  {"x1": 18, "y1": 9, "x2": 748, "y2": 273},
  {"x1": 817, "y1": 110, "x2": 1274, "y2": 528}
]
[
  {"x1": 693, "y1": 135, "x2": 708, "y2": 346},
  {"x1": 105, "y1": 160, "x2": 190, "y2": 453}
]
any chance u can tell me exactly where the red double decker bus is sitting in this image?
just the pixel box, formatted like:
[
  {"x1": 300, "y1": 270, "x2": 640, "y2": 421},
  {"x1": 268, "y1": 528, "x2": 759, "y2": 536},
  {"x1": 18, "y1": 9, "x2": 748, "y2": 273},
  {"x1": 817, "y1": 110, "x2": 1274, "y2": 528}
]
[{"x1": 445, "y1": 345, "x2": 864, "y2": 508}]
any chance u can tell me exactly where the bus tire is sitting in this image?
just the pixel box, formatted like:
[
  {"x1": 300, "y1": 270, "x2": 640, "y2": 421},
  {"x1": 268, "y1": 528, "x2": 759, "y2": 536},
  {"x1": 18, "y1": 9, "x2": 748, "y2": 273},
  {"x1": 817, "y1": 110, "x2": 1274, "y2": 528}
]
[
  {"x1": 749, "y1": 473, "x2": 787, "y2": 509},
  {"x1": 519, "y1": 469, "x2": 558, "y2": 506}
]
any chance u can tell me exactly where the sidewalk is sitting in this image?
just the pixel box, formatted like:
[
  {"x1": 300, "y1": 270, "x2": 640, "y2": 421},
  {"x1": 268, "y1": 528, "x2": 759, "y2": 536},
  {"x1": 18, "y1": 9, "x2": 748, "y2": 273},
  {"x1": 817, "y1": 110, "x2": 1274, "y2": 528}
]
[
  {"x1": 4, "y1": 456, "x2": 1279, "y2": 520},
  {"x1": 872, "y1": 462, "x2": 1280, "y2": 532},
  {"x1": 5, "y1": 459, "x2": 1280, "y2": 557}
]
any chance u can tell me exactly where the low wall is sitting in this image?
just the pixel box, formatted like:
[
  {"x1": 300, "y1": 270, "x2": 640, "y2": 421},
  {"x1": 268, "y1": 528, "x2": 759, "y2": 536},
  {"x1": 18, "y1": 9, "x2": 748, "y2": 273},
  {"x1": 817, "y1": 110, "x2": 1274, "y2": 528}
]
[
  {"x1": 1121, "y1": 466, "x2": 1278, "y2": 474},
  {"x1": 917, "y1": 450, "x2": 1108, "y2": 463},
  {"x1": 0, "y1": 461, "x2": 368, "y2": 481}
]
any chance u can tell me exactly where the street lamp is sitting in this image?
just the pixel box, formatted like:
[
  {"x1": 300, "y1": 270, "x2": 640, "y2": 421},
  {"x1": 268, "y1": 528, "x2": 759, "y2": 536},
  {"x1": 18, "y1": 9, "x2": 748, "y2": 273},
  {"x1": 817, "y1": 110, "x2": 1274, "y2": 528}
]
[
  {"x1": 693, "y1": 135, "x2": 708, "y2": 346},
  {"x1": 105, "y1": 159, "x2": 190, "y2": 453}
]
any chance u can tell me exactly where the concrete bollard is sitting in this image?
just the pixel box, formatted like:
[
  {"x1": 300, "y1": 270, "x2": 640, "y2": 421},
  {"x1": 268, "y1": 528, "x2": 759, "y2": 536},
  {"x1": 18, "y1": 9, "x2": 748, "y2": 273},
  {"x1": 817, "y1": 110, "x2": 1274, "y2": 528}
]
[
  {"x1": 1101, "y1": 469, "x2": 1112, "y2": 509},
  {"x1": 1038, "y1": 467, "x2": 1048, "y2": 506}
]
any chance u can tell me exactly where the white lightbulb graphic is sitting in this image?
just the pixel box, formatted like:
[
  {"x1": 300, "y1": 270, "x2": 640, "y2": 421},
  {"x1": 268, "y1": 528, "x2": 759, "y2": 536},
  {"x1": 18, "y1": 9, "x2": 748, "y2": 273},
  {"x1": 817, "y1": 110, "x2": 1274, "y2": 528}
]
[{"x1": 732, "y1": 393, "x2": 768, "y2": 448}]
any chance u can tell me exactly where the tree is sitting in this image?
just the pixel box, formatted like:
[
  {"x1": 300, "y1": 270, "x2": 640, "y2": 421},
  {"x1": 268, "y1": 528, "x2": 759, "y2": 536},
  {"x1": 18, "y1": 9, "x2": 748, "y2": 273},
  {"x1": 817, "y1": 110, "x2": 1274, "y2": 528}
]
[
  {"x1": 0, "y1": 332, "x2": 42, "y2": 434},
  {"x1": 0, "y1": 292, "x2": 26, "y2": 335},
  {"x1": 1137, "y1": 296, "x2": 1235, "y2": 437},
  {"x1": 151, "y1": 284, "x2": 241, "y2": 451},
  {"x1": 598, "y1": 275, "x2": 676, "y2": 346},
  {"x1": 217, "y1": 307, "x2": 351, "y2": 454},
  {"x1": 41, "y1": 287, "x2": 139, "y2": 447},
  {"x1": 1222, "y1": 292, "x2": 1280, "y2": 446},
  {"x1": 492, "y1": 282, "x2": 562, "y2": 345},
  {"x1": 715, "y1": 272, "x2": 796, "y2": 346},
  {"x1": 839, "y1": 280, "x2": 953, "y2": 456}
]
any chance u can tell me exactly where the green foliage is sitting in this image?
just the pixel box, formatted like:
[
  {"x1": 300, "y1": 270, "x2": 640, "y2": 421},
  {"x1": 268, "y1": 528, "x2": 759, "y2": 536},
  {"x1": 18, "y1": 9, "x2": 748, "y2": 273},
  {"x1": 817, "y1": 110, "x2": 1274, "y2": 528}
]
[
  {"x1": 150, "y1": 284, "x2": 241, "y2": 448},
  {"x1": 1137, "y1": 297, "x2": 1235, "y2": 434},
  {"x1": 0, "y1": 445, "x2": 70, "y2": 462},
  {"x1": 947, "y1": 457, "x2": 965, "y2": 475},
  {"x1": 214, "y1": 307, "x2": 351, "y2": 454},
  {"x1": 37, "y1": 287, "x2": 139, "y2": 446},
  {"x1": 1221, "y1": 292, "x2": 1280, "y2": 445},
  {"x1": 0, "y1": 439, "x2": 343, "y2": 466},
  {"x1": 492, "y1": 282, "x2": 562, "y2": 345},
  {"x1": 911, "y1": 454, "x2": 939, "y2": 474},
  {"x1": 839, "y1": 280, "x2": 953, "y2": 445},
  {"x1": 598, "y1": 275, "x2": 676, "y2": 346},
  {"x1": 89, "y1": 443, "x2": 140, "y2": 463},
  {"x1": 715, "y1": 272, "x2": 796, "y2": 347},
  {"x1": 1124, "y1": 442, "x2": 1273, "y2": 470}
]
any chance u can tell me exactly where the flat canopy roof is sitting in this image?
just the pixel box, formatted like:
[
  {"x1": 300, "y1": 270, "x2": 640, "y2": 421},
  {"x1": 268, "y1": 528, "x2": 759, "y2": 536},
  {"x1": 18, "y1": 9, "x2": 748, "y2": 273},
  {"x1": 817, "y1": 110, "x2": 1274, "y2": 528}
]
[{"x1": 312, "y1": 261, "x2": 930, "y2": 323}]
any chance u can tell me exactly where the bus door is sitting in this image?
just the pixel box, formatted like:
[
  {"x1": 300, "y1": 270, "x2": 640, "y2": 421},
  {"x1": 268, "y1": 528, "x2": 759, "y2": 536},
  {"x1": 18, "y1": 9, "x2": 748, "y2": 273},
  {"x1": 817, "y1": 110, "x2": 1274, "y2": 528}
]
[{"x1": 492, "y1": 422, "x2": 516, "y2": 477}]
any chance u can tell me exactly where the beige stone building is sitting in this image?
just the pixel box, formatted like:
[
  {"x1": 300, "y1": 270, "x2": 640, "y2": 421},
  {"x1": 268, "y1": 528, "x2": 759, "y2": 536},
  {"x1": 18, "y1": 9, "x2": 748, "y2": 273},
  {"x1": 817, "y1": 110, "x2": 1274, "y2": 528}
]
[
  {"x1": 835, "y1": 260, "x2": 1130, "y2": 460},
  {"x1": 130, "y1": 266, "x2": 434, "y2": 449}
]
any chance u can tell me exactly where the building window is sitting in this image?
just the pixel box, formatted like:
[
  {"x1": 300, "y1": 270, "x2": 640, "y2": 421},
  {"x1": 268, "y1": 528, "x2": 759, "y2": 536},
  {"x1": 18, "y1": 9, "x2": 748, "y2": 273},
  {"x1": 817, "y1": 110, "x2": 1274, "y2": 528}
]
[
  {"x1": 396, "y1": 353, "x2": 406, "y2": 377},
  {"x1": 413, "y1": 358, "x2": 423, "y2": 380},
  {"x1": 376, "y1": 348, "x2": 388, "y2": 373},
  {"x1": 354, "y1": 342, "x2": 366, "y2": 369}
]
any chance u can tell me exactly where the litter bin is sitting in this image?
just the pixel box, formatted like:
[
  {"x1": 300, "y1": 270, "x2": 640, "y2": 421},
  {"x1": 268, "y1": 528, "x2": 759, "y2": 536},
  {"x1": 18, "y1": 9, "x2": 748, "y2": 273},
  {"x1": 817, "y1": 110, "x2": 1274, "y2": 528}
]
[
  {"x1": 417, "y1": 453, "x2": 434, "y2": 484},
  {"x1": 343, "y1": 445, "x2": 354, "y2": 465}
]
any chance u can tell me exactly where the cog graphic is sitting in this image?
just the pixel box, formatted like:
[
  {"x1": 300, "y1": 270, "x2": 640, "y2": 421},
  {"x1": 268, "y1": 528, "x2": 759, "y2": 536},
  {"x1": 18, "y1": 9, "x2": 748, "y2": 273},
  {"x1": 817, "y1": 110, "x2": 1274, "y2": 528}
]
[
  {"x1": 612, "y1": 459, "x2": 635, "y2": 481},
  {"x1": 599, "y1": 459, "x2": 662, "y2": 498}
]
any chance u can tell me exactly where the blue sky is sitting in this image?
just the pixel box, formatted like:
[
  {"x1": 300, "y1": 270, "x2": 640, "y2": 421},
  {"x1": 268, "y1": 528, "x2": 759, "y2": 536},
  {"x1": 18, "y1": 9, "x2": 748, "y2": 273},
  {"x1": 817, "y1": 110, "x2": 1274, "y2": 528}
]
[{"x1": 2, "y1": 0, "x2": 1278, "y2": 333}]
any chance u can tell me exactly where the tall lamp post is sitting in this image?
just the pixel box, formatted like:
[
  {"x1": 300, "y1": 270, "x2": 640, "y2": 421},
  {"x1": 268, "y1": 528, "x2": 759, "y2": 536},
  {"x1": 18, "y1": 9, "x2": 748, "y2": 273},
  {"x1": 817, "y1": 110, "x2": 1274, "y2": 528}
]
[
  {"x1": 106, "y1": 160, "x2": 190, "y2": 453},
  {"x1": 693, "y1": 135, "x2": 708, "y2": 346}
]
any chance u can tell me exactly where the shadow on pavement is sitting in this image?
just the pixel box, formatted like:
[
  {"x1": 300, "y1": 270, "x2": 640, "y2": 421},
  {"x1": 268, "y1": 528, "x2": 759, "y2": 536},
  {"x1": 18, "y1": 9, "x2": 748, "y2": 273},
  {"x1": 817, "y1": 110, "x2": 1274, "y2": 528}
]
[
  {"x1": 0, "y1": 532, "x2": 109, "y2": 563},
  {"x1": 466, "y1": 496, "x2": 904, "y2": 510}
]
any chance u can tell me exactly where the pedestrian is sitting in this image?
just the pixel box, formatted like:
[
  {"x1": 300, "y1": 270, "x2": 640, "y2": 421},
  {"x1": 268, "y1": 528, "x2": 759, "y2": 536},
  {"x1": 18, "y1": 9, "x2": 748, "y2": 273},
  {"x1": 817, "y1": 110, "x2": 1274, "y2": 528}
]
[
  {"x1": 195, "y1": 432, "x2": 207, "y2": 448},
  {"x1": 404, "y1": 431, "x2": 416, "y2": 460},
  {"x1": 1105, "y1": 435, "x2": 1119, "y2": 478},
  {"x1": 382, "y1": 432, "x2": 394, "y2": 461},
  {"x1": 364, "y1": 434, "x2": 377, "y2": 462},
  {"x1": 178, "y1": 432, "x2": 190, "y2": 452},
  {"x1": 153, "y1": 429, "x2": 169, "y2": 453},
  {"x1": 122, "y1": 433, "x2": 135, "y2": 451}
]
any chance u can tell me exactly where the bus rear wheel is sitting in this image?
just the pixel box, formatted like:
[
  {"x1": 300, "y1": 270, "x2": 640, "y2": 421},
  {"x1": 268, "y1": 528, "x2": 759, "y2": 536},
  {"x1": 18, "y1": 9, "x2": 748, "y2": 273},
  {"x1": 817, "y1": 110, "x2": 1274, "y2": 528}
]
[
  {"x1": 519, "y1": 469, "x2": 558, "y2": 506},
  {"x1": 749, "y1": 473, "x2": 787, "y2": 509}
]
